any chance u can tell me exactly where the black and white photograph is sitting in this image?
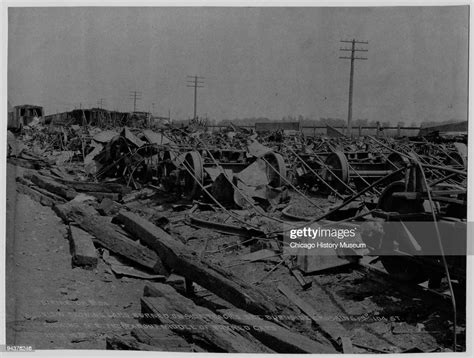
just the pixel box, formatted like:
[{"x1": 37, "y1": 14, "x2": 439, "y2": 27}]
[{"x1": 2, "y1": 4, "x2": 471, "y2": 355}]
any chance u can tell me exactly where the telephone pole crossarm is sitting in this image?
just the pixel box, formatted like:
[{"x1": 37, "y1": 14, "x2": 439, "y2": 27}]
[
  {"x1": 340, "y1": 47, "x2": 368, "y2": 51},
  {"x1": 340, "y1": 40, "x2": 368, "y2": 44},
  {"x1": 340, "y1": 56, "x2": 368, "y2": 60}
]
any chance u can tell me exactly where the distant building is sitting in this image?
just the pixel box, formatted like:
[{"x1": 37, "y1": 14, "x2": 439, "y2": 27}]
[
  {"x1": 418, "y1": 121, "x2": 467, "y2": 136},
  {"x1": 44, "y1": 108, "x2": 133, "y2": 127}
]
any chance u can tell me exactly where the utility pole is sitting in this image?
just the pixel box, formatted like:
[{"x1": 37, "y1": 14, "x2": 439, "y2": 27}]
[
  {"x1": 186, "y1": 75, "x2": 205, "y2": 121},
  {"x1": 97, "y1": 98, "x2": 105, "y2": 109},
  {"x1": 129, "y1": 91, "x2": 142, "y2": 112},
  {"x1": 339, "y1": 39, "x2": 368, "y2": 138},
  {"x1": 151, "y1": 102, "x2": 155, "y2": 115}
]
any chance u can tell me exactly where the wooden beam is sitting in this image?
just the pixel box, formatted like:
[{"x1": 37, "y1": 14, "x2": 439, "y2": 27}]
[
  {"x1": 141, "y1": 284, "x2": 274, "y2": 353},
  {"x1": 55, "y1": 179, "x2": 132, "y2": 194},
  {"x1": 218, "y1": 308, "x2": 336, "y2": 353},
  {"x1": 16, "y1": 175, "x2": 67, "y2": 205},
  {"x1": 31, "y1": 185, "x2": 67, "y2": 204},
  {"x1": 69, "y1": 225, "x2": 98, "y2": 269},
  {"x1": 54, "y1": 201, "x2": 161, "y2": 272},
  {"x1": 116, "y1": 210, "x2": 279, "y2": 315},
  {"x1": 16, "y1": 183, "x2": 63, "y2": 207},
  {"x1": 28, "y1": 173, "x2": 77, "y2": 200}
]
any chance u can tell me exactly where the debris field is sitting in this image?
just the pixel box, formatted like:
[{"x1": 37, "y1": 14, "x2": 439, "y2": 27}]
[{"x1": 6, "y1": 116, "x2": 467, "y2": 353}]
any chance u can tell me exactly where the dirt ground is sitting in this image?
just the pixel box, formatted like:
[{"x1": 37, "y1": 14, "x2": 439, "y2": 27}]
[{"x1": 5, "y1": 163, "x2": 149, "y2": 349}]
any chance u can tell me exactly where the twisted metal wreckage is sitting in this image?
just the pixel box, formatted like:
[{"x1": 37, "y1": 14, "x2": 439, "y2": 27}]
[{"x1": 7, "y1": 114, "x2": 468, "y2": 353}]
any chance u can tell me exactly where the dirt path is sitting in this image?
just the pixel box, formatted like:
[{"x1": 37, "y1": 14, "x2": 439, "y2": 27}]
[{"x1": 5, "y1": 164, "x2": 148, "y2": 350}]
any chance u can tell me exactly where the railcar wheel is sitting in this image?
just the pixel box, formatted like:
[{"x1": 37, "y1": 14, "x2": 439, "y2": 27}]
[
  {"x1": 323, "y1": 151, "x2": 349, "y2": 192},
  {"x1": 182, "y1": 151, "x2": 204, "y2": 199},
  {"x1": 264, "y1": 152, "x2": 287, "y2": 187}
]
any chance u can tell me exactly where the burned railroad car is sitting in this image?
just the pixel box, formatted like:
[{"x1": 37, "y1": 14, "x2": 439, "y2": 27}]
[{"x1": 7, "y1": 104, "x2": 44, "y2": 131}]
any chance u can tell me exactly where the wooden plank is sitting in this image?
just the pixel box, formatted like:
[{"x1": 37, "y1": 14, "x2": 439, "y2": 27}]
[
  {"x1": 218, "y1": 308, "x2": 336, "y2": 353},
  {"x1": 141, "y1": 299, "x2": 272, "y2": 353},
  {"x1": 29, "y1": 173, "x2": 77, "y2": 200},
  {"x1": 116, "y1": 210, "x2": 279, "y2": 316},
  {"x1": 141, "y1": 285, "x2": 274, "y2": 353},
  {"x1": 17, "y1": 170, "x2": 65, "y2": 205},
  {"x1": 16, "y1": 172, "x2": 66, "y2": 205},
  {"x1": 15, "y1": 175, "x2": 34, "y2": 187},
  {"x1": 54, "y1": 179, "x2": 132, "y2": 194},
  {"x1": 69, "y1": 225, "x2": 98, "y2": 269},
  {"x1": 277, "y1": 283, "x2": 350, "y2": 346},
  {"x1": 31, "y1": 186, "x2": 67, "y2": 204},
  {"x1": 54, "y1": 201, "x2": 161, "y2": 272},
  {"x1": 16, "y1": 183, "x2": 62, "y2": 207}
]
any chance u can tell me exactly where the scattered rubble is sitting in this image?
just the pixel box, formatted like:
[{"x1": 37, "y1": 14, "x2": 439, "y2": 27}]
[{"x1": 7, "y1": 120, "x2": 467, "y2": 352}]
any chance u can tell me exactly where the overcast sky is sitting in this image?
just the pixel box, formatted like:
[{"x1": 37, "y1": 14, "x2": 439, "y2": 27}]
[{"x1": 8, "y1": 6, "x2": 468, "y2": 123}]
